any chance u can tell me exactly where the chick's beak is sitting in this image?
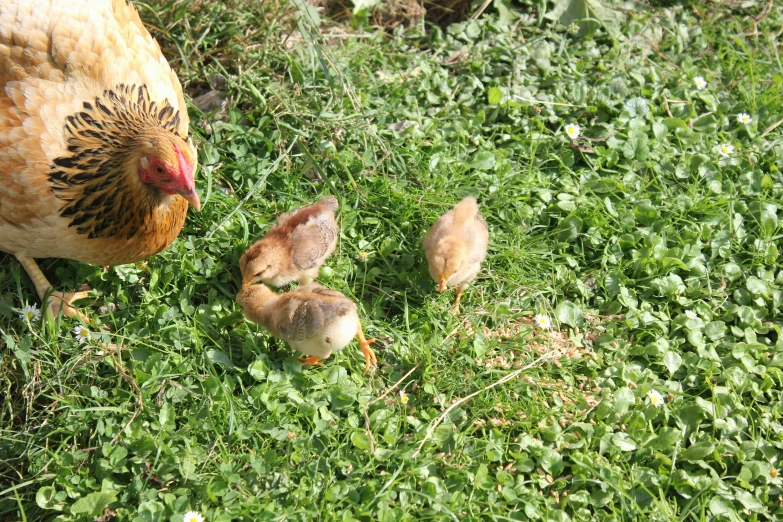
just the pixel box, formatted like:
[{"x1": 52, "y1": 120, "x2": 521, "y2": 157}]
[{"x1": 242, "y1": 270, "x2": 263, "y2": 287}]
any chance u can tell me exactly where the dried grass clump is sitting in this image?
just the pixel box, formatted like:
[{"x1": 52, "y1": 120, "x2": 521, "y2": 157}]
[{"x1": 308, "y1": 0, "x2": 472, "y2": 29}]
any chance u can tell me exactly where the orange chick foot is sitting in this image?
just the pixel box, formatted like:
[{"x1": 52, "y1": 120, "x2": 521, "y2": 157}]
[
  {"x1": 451, "y1": 289, "x2": 464, "y2": 316},
  {"x1": 298, "y1": 356, "x2": 324, "y2": 367},
  {"x1": 357, "y1": 327, "x2": 377, "y2": 374}
]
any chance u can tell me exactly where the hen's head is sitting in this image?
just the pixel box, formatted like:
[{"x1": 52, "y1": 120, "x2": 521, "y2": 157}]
[{"x1": 138, "y1": 134, "x2": 200, "y2": 211}]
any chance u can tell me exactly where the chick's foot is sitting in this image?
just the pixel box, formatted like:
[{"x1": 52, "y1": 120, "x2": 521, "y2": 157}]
[
  {"x1": 451, "y1": 288, "x2": 465, "y2": 316},
  {"x1": 357, "y1": 327, "x2": 377, "y2": 374},
  {"x1": 298, "y1": 356, "x2": 324, "y2": 367}
]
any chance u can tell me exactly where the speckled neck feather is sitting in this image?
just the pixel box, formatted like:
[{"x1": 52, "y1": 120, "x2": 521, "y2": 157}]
[{"x1": 48, "y1": 84, "x2": 186, "y2": 240}]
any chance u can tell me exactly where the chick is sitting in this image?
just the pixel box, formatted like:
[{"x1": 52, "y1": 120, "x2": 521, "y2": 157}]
[
  {"x1": 240, "y1": 196, "x2": 339, "y2": 287},
  {"x1": 423, "y1": 196, "x2": 489, "y2": 314},
  {"x1": 236, "y1": 282, "x2": 378, "y2": 373}
]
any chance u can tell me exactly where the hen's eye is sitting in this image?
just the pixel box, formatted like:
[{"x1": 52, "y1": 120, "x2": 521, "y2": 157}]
[{"x1": 155, "y1": 165, "x2": 164, "y2": 175}]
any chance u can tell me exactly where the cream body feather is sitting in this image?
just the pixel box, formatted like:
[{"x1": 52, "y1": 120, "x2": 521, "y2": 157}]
[{"x1": 0, "y1": 0, "x2": 194, "y2": 266}]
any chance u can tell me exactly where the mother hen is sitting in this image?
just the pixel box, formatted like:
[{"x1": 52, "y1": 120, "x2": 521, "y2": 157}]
[{"x1": 0, "y1": 0, "x2": 201, "y2": 320}]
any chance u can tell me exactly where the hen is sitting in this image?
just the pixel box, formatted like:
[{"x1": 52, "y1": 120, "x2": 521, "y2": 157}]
[
  {"x1": 0, "y1": 0, "x2": 200, "y2": 320},
  {"x1": 237, "y1": 282, "x2": 377, "y2": 373},
  {"x1": 423, "y1": 196, "x2": 489, "y2": 314},
  {"x1": 240, "y1": 196, "x2": 339, "y2": 287}
]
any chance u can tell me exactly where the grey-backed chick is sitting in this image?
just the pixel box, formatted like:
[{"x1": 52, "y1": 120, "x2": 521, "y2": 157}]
[
  {"x1": 240, "y1": 196, "x2": 339, "y2": 287},
  {"x1": 423, "y1": 196, "x2": 489, "y2": 314},
  {"x1": 237, "y1": 282, "x2": 377, "y2": 373}
]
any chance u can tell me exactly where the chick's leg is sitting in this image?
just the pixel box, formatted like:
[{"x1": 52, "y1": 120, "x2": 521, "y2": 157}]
[
  {"x1": 451, "y1": 287, "x2": 465, "y2": 315},
  {"x1": 357, "y1": 325, "x2": 377, "y2": 373},
  {"x1": 16, "y1": 254, "x2": 91, "y2": 322}
]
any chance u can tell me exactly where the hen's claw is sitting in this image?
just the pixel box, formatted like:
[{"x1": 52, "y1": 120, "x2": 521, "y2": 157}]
[
  {"x1": 16, "y1": 254, "x2": 93, "y2": 324},
  {"x1": 46, "y1": 291, "x2": 92, "y2": 323}
]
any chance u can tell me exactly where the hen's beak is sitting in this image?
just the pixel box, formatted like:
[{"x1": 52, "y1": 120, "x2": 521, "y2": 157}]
[
  {"x1": 173, "y1": 144, "x2": 201, "y2": 211},
  {"x1": 438, "y1": 277, "x2": 447, "y2": 292},
  {"x1": 181, "y1": 189, "x2": 201, "y2": 212}
]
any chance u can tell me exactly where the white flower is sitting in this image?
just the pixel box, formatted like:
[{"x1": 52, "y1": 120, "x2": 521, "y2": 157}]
[
  {"x1": 684, "y1": 310, "x2": 697, "y2": 320},
  {"x1": 647, "y1": 390, "x2": 664, "y2": 407},
  {"x1": 737, "y1": 113, "x2": 752, "y2": 125},
  {"x1": 694, "y1": 76, "x2": 707, "y2": 90},
  {"x1": 564, "y1": 123, "x2": 580, "y2": 140},
  {"x1": 73, "y1": 325, "x2": 91, "y2": 344},
  {"x1": 399, "y1": 390, "x2": 409, "y2": 404},
  {"x1": 534, "y1": 314, "x2": 551, "y2": 329},
  {"x1": 717, "y1": 143, "x2": 734, "y2": 157},
  {"x1": 183, "y1": 512, "x2": 205, "y2": 522},
  {"x1": 18, "y1": 304, "x2": 41, "y2": 322}
]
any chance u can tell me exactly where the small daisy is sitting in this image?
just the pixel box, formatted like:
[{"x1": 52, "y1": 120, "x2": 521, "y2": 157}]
[
  {"x1": 534, "y1": 314, "x2": 551, "y2": 329},
  {"x1": 564, "y1": 123, "x2": 581, "y2": 140},
  {"x1": 183, "y1": 512, "x2": 205, "y2": 522},
  {"x1": 356, "y1": 251, "x2": 369, "y2": 262},
  {"x1": 399, "y1": 390, "x2": 409, "y2": 404},
  {"x1": 647, "y1": 390, "x2": 664, "y2": 407},
  {"x1": 737, "y1": 113, "x2": 752, "y2": 125},
  {"x1": 18, "y1": 304, "x2": 41, "y2": 322},
  {"x1": 73, "y1": 325, "x2": 91, "y2": 344},
  {"x1": 684, "y1": 310, "x2": 697, "y2": 320},
  {"x1": 694, "y1": 76, "x2": 707, "y2": 90},
  {"x1": 771, "y1": 468, "x2": 779, "y2": 479},
  {"x1": 717, "y1": 143, "x2": 734, "y2": 157}
]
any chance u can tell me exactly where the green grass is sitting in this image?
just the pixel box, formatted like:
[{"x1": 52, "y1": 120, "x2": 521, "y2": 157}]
[{"x1": 2, "y1": 0, "x2": 783, "y2": 520}]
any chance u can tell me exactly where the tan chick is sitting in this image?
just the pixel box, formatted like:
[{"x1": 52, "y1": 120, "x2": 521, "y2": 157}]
[
  {"x1": 423, "y1": 196, "x2": 489, "y2": 314},
  {"x1": 240, "y1": 196, "x2": 339, "y2": 287},
  {"x1": 237, "y1": 282, "x2": 377, "y2": 373}
]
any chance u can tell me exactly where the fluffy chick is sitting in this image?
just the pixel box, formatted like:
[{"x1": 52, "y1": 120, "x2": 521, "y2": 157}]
[
  {"x1": 240, "y1": 196, "x2": 339, "y2": 287},
  {"x1": 423, "y1": 196, "x2": 489, "y2": 314},
  {"x1": 236, "y1": 282, "x2": 377, "y2": 373}
]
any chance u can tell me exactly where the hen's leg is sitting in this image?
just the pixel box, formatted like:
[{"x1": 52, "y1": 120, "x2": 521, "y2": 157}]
[
  {"x1": 357, "y1": 325, "x2": 377, "y2": 373},
  {"x1": 16, "y1": 254, "x2": 91, "y2": 322},
  {"x1": 298, "y1": 356, "x2": 324, "y2": 366}
]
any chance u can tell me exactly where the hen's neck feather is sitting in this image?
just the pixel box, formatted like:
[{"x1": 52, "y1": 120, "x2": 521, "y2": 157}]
[{"x1": 48, "y1": 83, "x2": 188, "y2": 242}]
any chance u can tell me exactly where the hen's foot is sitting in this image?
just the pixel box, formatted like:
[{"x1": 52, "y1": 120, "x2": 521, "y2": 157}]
[
  {"x1": 298, "y1": 356, "x2": 324, "y2": 367},
  {"x1": 357, "y1": 327, "x2": 377, "y2": 374},
  {"x1": 46, "y1": 291, "x2": 92, "y2": 323},
  {"x1": 16, "y1": 254, "x2": 92, "y2": 323}
]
